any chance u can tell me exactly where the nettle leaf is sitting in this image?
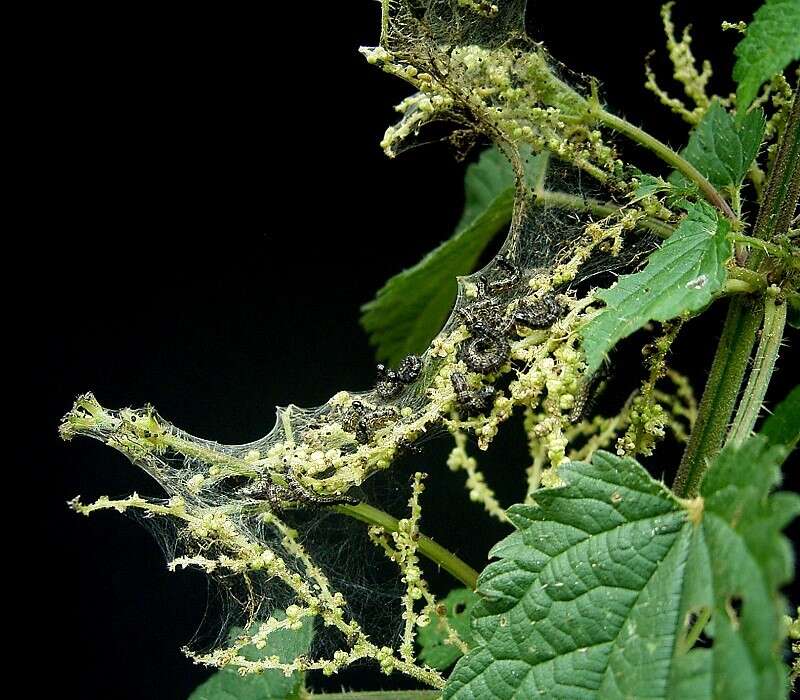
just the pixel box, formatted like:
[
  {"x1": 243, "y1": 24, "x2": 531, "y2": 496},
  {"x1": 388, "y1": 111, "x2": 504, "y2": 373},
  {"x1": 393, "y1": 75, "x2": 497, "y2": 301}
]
[
  {"x1": 632, "y1": 174, "x2": 696, "y2": 209},
  {"x1": 580, "y1": 201, "x2": 732, "y2": 373},
  {"x1": 361, "y1": 148, "x2": 546, "y2": 365},
  {"x1": 418, "y1": 588, "x2": 478, "y2": 670},
  {"x1": 760, "y1": 384, "x2": 800, "y2": 454},
  {"x1": 671, "y1": 102, "x2": 766, "y2": 193},
  {"x1": 679, "y1": 438, "x2": 800, "y2": 699},
  {"x1": 443, "y1": 443, "x2": 799, "y2": 700},
  {"x1": 189, "y1": 615, "x2": 314, "y2": 700},
  {"x1": 787, "y1": 291, "x2": 800, "y2": 329},
  {"x1": 733, "y1": 0, "x2": 800, "y2": 112},
  {"x1": 632, "y1": 174, "x2": 672, "y2": 201}
]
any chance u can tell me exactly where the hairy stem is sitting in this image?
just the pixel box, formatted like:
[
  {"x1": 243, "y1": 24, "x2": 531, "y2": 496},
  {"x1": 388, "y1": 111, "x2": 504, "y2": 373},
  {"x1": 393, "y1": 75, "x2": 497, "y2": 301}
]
[
  {"x1": 728, "y1": 290, "x2": 788, "y2": 446},
  {"x1": 726, "y1": 265, "x2": 767, "y2": 292},
  {"x1": 593, "y1": 106, "x2": 736, "y2": 220},
  {"x1": 724, "y1": 279, "x2": 758, "y2": 295},
  {"x1": 673, "y1": 296, "x2": 762, "y2": 496},
  {"x1": 751, "y1": 81, "x2": 800, "y2": 246},
  {"x1": 673, "y1": 84, "x2": 800, "y2": 496},
  {"x1": 336, "y1": 502, "x2": 480, "y2": 590},
  {"x1": 729, "y1": 232, "x2": 796, "y2": 264}
]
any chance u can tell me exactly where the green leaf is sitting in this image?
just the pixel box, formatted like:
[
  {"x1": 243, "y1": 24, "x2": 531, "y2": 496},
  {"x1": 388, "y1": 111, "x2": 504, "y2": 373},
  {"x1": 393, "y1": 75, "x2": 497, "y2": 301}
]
[
  {"x1": 418, "y1": 588, "x2": 478, "y2": 669},
  {"x1": 580, "y1": 201, "x2": 733, "y2": 373},
  {"x1": 787, "y1": 290, "x2": 800, "y2": 329},
  {"x1": 733, "y1": 0, "x2": 800, "y2": 112},
  {"x1": 632, "y1": 174, "x2": 672, "y2": 201},
  {"x1": 760, "y1": 384, "x2": 800, "y2": 453},
  {"x1": 676, "y1": 438, "x2": 799, "y2": 699},
  {"x1": 671, "y1": 102, "x2": 766, "y2": 193},
  {"x1": 443, "y1": 443, "x2": 799, "y2": 699},
  {"x1": 189, "y1": 614, "x2": 314, "y2": 700},
  {"x1": 360, "y1": 148, "x2": 546, "y2": 365}
]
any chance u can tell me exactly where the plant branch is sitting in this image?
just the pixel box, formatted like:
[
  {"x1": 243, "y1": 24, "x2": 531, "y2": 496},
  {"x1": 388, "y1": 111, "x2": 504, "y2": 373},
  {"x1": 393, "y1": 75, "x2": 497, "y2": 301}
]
[
  {"x1": 726, "y1": 265, "x2": 768, "y2": 292},
  {"x1": 592, "y1": 106, "x2": 737, "y2": 220},
  {"x1": 728, "y1": 290, "x2": 788, "y2": 446},
  {"x1": 673, "y1": 83, "x2": 800, "y2": 497},
  {"x1": 534, "y1": 188, "x2": 675, "y2": 238},
  {"x1": 672, "y1": 296, "x2": 763, "y2": 497},
  {"x1": 724, "y1": 279, "x2": 758, "y2": 295},
  {"x1": 677, "y1": 606, "x2": 713, "y2": 656},
  {"x1": 751, "y1": 81, "x2": 800, "y2": 246},
  {"x1": 729, "y1": 232, "x2": 800, "y2": 267},
  {"x1": 336, "y1": 502, "x2": 479, "y2": 590}
]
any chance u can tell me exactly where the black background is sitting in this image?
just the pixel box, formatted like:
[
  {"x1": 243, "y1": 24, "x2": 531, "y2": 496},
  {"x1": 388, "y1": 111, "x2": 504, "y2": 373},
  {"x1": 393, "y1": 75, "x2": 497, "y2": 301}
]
[{"x1": 30, "y1": 1, "x2": 797, "y2": 698}]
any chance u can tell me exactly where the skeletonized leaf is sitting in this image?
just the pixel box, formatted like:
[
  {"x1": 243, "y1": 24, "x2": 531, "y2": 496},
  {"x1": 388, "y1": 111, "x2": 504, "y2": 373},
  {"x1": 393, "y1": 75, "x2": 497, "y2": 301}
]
[
  {"x1": 671, "y1": 102, "x2": 765, "y2": 193},
  {"x1": 360, "y1": 148, "x2": 546, "y2": 365},
  {"x1": 189, "y1": 615, "x2": 314, "y2": 700},
  {"x1": 580, "y1": 201, "x2": 732, "y2": 373},
  {"x1": 444, "y1": 442, "x2": 799, "y2": 699},
  {"x1": 733, "y1": 0, "x2": 800, "y2": 111},
  {"x1": 673, "y1": 438, "x2": 799, "y2": 699}
]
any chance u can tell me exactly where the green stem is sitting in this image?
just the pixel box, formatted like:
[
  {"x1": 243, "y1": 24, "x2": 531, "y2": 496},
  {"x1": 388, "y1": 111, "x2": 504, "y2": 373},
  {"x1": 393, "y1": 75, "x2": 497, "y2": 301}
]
[
  {"x1": 748, "y1": 161, "x2": 766, "y2": 202},
  {"x1": 726, "y1": 265, "x2": 767, "y2": 292},
  {"x1": 728, "y1": 291, "x2": 788, "y2": 446},
  {"x1": 593, "y1": 107, "x2": 736, "y2": 220},
  {"x1": 335, "y1": 502, "x2": 479, "y2": 590},
  {"x1": 677, "y1": 606, "x2": 712, "y2": 655},
  {"x1": 751, "y1": 81, "x2": 800, "y2": 246},
  {"x1": 535, "y1": 189, "x2": 675, "y2": 238},
  {"x1": 672, "y1": 296, "x2": 763, "y2": 497},
  {"x1": 729, "y1": 232, "x2": 796, "y2": 262},
  {"x1": 673, "y1": 84, "x2": 800, "y2": 496},
  {"x1": 723, "y1": 279, "x2": 758, "y2": 295}
]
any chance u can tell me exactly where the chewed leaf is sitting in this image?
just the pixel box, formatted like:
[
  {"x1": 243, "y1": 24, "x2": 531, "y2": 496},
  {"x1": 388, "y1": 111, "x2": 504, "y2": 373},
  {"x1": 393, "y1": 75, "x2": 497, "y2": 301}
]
[
  {"x1": 733, "y1": 0, "x2": 800, "y2": 111},
  {"x1": 671, "y1": 102, "x2": 765, "y2": 193},
  {"x1": 361, "y1": 148, "x2": 546, "y2": 364},
  {"x1": 444, "y1": 443, "x2": 799, "y2": 699},
  {"x1": 580, "y1": 201, "x2": 732, "y2": 373},
  {"x1": 418, "y1": 588, "x2": 478, "y2": 669}
]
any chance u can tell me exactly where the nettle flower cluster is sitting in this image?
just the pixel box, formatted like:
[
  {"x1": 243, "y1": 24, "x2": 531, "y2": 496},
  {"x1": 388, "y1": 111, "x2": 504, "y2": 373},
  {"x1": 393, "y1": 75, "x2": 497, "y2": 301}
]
[
  {"x1": 63, "y1": 0, "x2": 704, "y2": 687},
  {"x1": 62, "y1": 242, "x2": 694, "y2": 682},
  {"x1": 363, "y1": 0, "x2": 624, "y2": 183}
]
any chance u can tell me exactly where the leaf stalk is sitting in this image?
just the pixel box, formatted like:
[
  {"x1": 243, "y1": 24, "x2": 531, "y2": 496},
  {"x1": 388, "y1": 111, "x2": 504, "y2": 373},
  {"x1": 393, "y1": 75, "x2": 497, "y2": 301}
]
[
  {"x1": 592, "y1": 105, "x2": 737, "y2": 220},
  {"x1": 336, "y1": 502, "x2": 480, "y2": 590},
  {"x1": 728, "y1": 290, "x2": 788, "y2": 446}
]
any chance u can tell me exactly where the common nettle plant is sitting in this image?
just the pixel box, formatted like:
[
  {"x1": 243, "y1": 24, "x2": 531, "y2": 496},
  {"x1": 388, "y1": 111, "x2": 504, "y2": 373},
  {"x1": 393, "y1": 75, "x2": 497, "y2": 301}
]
[{"x1": 64, "y1": 1, "x2": 800, "y2": 698}]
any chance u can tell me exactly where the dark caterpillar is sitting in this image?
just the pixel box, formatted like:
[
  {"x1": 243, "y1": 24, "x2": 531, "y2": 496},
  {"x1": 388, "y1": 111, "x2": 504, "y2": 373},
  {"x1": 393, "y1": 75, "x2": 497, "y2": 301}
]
[
  {"x1": 451, "y1": 371, "x2": 496, "y2": 418},
  {"x1": 241, "y1": 469, "x2": 360, "y2": 511},
  {"x1": 458, "y1": 333, "x2": 510, "y2": 374},
  {"x1": 456, "y1": 254, "x2": 566, "y2": 375},
  {"x1": 375, "y1": 354, "x2": 423, "y2": 398},
  {"x1": 514, "y1": 294, "x2": 563, "y2": 330},
  {"x1": 569, "y1": 364, "x2": 609, "y2": 423},
  {"x1": 342, "y1": 401, "x2": 400, "y2": 444},
  {"x1": 483, "y1": 254, "x2": 520, "y2": 294}
]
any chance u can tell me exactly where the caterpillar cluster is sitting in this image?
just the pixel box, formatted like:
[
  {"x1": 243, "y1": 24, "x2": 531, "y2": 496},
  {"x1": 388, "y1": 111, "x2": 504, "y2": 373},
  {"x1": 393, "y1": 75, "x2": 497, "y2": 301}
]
[{"x1": 335, "y1": 256, "x2": 565, "y2": 446}]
